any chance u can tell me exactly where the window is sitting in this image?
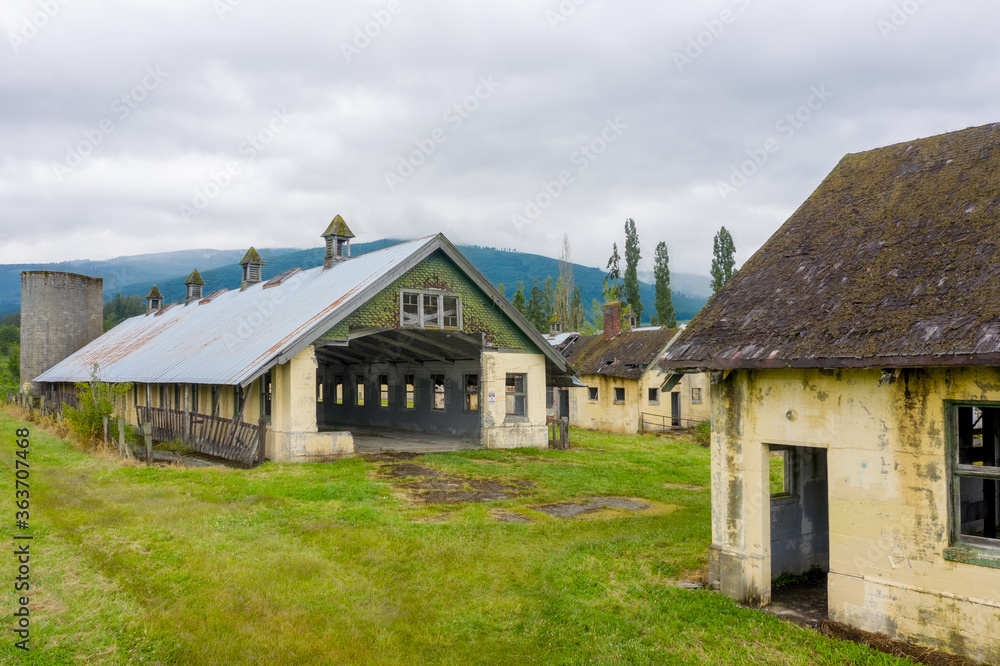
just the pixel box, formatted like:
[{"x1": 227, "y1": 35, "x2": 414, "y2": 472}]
[
  {"x1": 546, "y1": 387, "x2": 554, "y2": 409},
  {"x1": 691, "y1": 387, "x2": 703, "y2": 404},
  {"x1": 233, "y1": 385, "x2": 244, "y2": 419},
  {"x1": 506, "y1": 374, "x2": 526, "y2": 417},
  {"x1": 443, "y1": 296, "x2": 459, "y2": 329},
  {"x1": 613, "y1": 387, "x2": 625, "y2": 403},
  {"x1": 402, "y1": 293, "x2": 420, "y2": 326},
  {"x1": 379, "y1": 374, "x2": 390, "y2": 407},
  {"x1": 335, "y1": 376, "x2": 343, "y2": 405},
  {"x1": 400, "y1": 291, "x2": 461, "y2": 330},
  {"x1": 404, "y1": 375, "x2": 415, "y2": 409},
  {"x1": 260, "y1": 372, "x2": 271, "y2": 422},
  {"x1": 356, "y1": 375, "x2": 365, "y2": 406},
  {"x1": 432, "y1": 374, "x2": 446, "y2": 410},
  {"x1": 949, "y1": 404, "x2": 1000, "y2": 549},
  {"x1": 769, "y1": 449, "x2": 792, "y2": 497},
  {"x1": 465, "y1": 374, "x2": 479, "y2": 411},
  {"x1": 648, "y1": 388, "x2": 659, "y2": 404},
  {"x1": 588, "y1": 386, "x2": 598, "y2": 402}
]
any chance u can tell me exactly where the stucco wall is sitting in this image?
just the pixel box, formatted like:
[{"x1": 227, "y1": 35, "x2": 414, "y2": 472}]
[
  {"x1": 711, "y1": 367, "x2": 1000, "y2": 663},
  {"x1": 568, "y1": 369, "x2": 708, "y2": 434},
  {"x1": 481, "y1": 350, "x2": 547, "y2": 449}
]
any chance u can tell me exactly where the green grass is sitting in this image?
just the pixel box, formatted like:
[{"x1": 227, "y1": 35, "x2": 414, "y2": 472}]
[{"x1": 0, "y1": 412, "x2": 912, "y2": 665}]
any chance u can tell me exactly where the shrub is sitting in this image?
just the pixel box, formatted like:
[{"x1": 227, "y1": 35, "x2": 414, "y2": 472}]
[
  {"x1": 64, "y1": 364, "x2": 131, "y2": 444},
  {"x1": 694, "y1": 421, "x2": 711, "y2": 447}
]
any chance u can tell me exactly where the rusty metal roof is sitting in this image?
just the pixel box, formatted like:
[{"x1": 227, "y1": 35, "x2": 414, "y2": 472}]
[
  {"x1": 561, "y1": 327, "x2": 680, "y2": 379},
  {"x1": 37, "y1": 234, "x2": 571, "y2": 386},
  {"x1": 662, "y1": 122, "x2": 1000, "y2": 371}
]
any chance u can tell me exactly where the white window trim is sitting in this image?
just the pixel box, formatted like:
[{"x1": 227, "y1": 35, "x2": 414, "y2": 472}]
[{"x1": 399, "y1": 289, "x2": 462, "y2": 330}]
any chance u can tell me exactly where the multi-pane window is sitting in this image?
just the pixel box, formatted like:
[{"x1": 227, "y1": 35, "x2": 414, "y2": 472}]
[
  {"x1": 506, "y1": 374, "x2": 526, "y2": 417},
  {"x1": 613, "y1": 387, "x2": 626, "y2": 403},
  {"x1": 356, "y1": 375, "x2": 365, "y2": 406},
  {"x1": 432, "y1": 375, "x2": 446, "y2": 410},
  {"x1": 379, "y1": 374, "x2": 390, "y2": 407},
  {"x1": 588, "y1": 386, "x2": 598, "y2": 402},
  {"x1": 950, "y1": 404, "x2": 1000, "y2": 546},
  {"x1": 402, "y1": 293, "x2": 420, "y2": 326},
  {"x1": 400, "y1": 291, "x2": 461, "y2": 330},
  {"x1": 691, "y1": 387, "x2": 703, "y2": 404},
  {"x1": 404, "y1": 375, "x2": 415, "y2": 409},
  {"x1": 465, "y1": 374, "x2": 479, "y2": 411}
]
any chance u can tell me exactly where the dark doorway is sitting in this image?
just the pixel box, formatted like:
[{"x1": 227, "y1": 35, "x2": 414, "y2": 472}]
[{"x1": 671, "y1": 391, "x2": 681, "y2": 427}]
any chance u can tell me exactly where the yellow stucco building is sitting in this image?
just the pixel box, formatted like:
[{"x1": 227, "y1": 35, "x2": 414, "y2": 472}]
[{"x1": 662, "y1": 125, "x2": 1000, "y2": 663}]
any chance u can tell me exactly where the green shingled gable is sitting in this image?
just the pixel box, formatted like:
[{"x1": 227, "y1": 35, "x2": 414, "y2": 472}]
[{"x1": 319, "y1": 249, "x2": 534, "y2": 351}]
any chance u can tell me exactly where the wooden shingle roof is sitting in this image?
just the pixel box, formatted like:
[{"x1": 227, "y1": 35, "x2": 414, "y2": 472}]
[{"x1": 662, "y1": 122, "x2": 1000, "y2": 370}]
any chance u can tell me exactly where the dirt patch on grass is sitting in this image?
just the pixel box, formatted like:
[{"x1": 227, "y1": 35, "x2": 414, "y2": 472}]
[
  {"x1": 490, "y1": 509, "x2": 534, "y2": 523},
  {"x1": 589, "y1": 496, "x2": 651, "y2": 511},
  {"x1": 363, "y1": 451, "x2": 422, "y2": 463},
  {"x1": 375, "y1": 460, "x2": 533, "y2": 504},
  {"x1": 818, "y1": 621, "x2": 982, "y2": 666},
  {"x1": 383, "y1": 463, "x2": 446, "y2": 478},
  {"x1": 533, "y1": 502, "x2": 603, "y2": 518},
  {"x1": 532, "y1": 496, "x2": 669, "y2": 519},
  {"x1": 664, "y1": 483, "x2": 707, "y2": 490}
]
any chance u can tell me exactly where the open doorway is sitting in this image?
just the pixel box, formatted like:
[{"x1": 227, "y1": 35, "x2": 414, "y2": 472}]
[{"x1": 767, "y1": 445, "x2": 829, "y2": 626}]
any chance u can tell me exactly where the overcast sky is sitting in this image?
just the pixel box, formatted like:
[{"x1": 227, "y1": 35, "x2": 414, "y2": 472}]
[{"x1": 1, "y1": 0, "x2": 997, "y2": 277}]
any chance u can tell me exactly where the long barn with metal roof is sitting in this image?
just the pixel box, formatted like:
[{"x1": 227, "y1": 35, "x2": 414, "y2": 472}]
[{"x1": 37, "y1": 218, "x2": 576, "y2": 461}]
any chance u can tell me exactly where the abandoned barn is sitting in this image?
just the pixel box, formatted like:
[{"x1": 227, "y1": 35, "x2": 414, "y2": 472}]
[
  {"x1": 660, "y1": 123, "x2": 1000, "y2": 663},
  {"x1": 34, "y1": 218, "x2": 577, "y2": 461}
]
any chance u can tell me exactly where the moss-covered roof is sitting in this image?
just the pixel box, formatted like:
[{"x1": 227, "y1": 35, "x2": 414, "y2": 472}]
[
  {"x1": 321, "y1": 214, "x2": 355, "y2": 239},
  {"x1": 662, "y1": 122, "x2": 1000, "y2": 370},
  {"x1": 184, "y1": 270, "x2": 205, "y2": 286},
  {"x1": 239, "y1": 247, "x2": 264, "y2": 265},
  {"x1": 561, "y1": 328, "x2": 679, "y2": 379},
  {"x1": 145, "y1": 285, "x2": 163, "y2": 299}
]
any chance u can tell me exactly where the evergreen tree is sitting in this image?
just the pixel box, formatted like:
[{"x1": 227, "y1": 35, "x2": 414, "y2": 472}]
[
  {"x1": 542, "y1": 275, "x2": 555, "y2": 324},
  {"x1": 653, "y1": 241, "x2": 676, "y2": 328},
  {"x1": 570, "y1": 285, "x2": 584, "y2": 332},
  {"x1": 623, "y1": 218, "x2": 643, "y2": 322},
  {"x1": 512, "y1": 282, "x2": 526, "y2": 314},
  {"x1": 604, "y1": 243, "x2": 622, "y2": 301},
  {"x1": 497, "y1": 282, "x2": 505, "y2": 298},
  {"x1": 526, "y1": 278, "x2": 548, "y2": 332},
  {"x1": 710, "y1": 226, "x2": 737, "y2": 294}
]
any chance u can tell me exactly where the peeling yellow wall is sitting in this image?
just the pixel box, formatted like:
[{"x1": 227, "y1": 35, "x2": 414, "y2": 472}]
[
  {"x1": 481, "y1": 350, "x2": 547, "y2": 449},
  {"x1": 712, "y1": 367, "x2": 1000, "y2": 663}
]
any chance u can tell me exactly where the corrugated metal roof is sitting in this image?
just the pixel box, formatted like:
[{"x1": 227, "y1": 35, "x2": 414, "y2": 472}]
[{"x1": 36, "y1": 237, "x2": 439, "y2": 386}]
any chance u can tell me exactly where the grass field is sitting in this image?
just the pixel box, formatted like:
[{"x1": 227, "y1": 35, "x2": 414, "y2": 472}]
[{"x1": 0, "y1": 409, "x2": 914, "y2": 665}]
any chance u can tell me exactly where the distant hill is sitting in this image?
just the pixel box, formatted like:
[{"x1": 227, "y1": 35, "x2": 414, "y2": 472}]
[{"x1": 1, "y1": 240, "x2": 710, "y2": 323}]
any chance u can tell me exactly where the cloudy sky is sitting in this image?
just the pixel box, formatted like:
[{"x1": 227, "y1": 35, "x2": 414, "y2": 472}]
[{"x1": 1, "y1": 0, "x2": 997, "y2": 277}]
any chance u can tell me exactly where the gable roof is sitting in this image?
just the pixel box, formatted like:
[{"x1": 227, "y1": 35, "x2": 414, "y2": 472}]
[
  {"x1": 662, "y1": 123, "x2": 1000, "y2": 371},
  {"x1": 561, "y1": 327, "x2": 680, "y2": 379},
  {"x1": 36, "y1": 234, "x2": 570, "y2": 387}
]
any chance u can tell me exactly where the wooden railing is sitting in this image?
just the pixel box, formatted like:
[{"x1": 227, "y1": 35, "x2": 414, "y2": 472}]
[
  {"x1": 136, "y1": 406, "x2": 266, "y2": 466},
  {"x1": 639, "y1": 412, "x2": 704, "y2": 433},
  {"x1": 547, "y1": 416, "x2": 570, "y2": 450}
]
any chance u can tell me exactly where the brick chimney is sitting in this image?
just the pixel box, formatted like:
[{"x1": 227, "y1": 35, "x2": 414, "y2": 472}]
[
  {"x1": 184, "y1": 270, "x2": 205, "y2": 305},
  {"x1": 321, "y1": 214, "x2": 355, "y2": 269},
  {"x1": 603, "y1": 301, "x2": 622, "y2": 341}
]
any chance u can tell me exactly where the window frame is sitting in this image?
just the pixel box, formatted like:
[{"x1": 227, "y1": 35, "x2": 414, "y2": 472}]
[
  {"x1": 404, "y1": 374, "x2": 416, "y2": 409},
  {"x1": 356, "y1": 375, "x2": 366, "y2": 407},
  {"x1": 399, "y1": 290, "x2": 462, "y2": 331},
  {"x1": 691, "y1": 387, "x2": 703, "y2": 404},
  {"x1": 505, "y1": 373, "x2": 527, "y2": 419},
  {"x1": 587, "y1": 386, "x2": 598, "y2": 402},
  {"x1": 945, "y1": 401, "x2": 1000, "y2": 566},
  {"x1": 379, "y1": 374, "x2": 390, "y2": 408},
  {"x1": 464, "y1": 374, "x2": 479, "y2": 412},
  {"x1": 431, "y1": 374, "x2": 446, "y2": 411},
  {"x1": 648, "y1": 387, "x2": 659, "y2": 404},
  {"x1": 613, "y1": 387, "x2": 626, "y2": 404}
]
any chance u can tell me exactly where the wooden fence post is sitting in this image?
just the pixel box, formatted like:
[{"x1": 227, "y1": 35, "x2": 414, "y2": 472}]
[
  {"x1": 118, "y1": 419, "x2": 127, "y2": 457},
  {"x1": 102, "y1": 415, "x2": 110, "y2": 444},
  {"x1": 144, "y1": 422, "x2": 153, "y2": 465},
  {"x1": 560, "y1": 416, "x2": 569, "y2": 450}
]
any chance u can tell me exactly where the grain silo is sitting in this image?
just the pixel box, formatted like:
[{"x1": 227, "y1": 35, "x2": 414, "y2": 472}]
[{"x1": 20, "y1": 271, "x2": 103, "y2": 393}]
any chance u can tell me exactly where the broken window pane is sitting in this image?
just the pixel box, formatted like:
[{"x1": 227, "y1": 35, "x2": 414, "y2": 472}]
[
  {"x1": 432, "y1": 374, "x2": 446, "y2": 410},
  {"x1": 443, "y1": 296, "x2": 459, "y2": 329},
  {"x1": 505, "y1": 374, "x2": 526, "y2": 417},
  {"x1": 405, "y1": 375, "x2": 415, "y2": 409},
  {"x1": 379, "y1": 374, "x2": 389, "y2": 407},
  {"x1": 423, "y1": 294, "x2": 439, "y2": 329},
  {"x1": 954, "y1": 404, "x2": 1000, "y2": 543},
  {"x1": 588, "y1": 386, "x2": 598, "y2": 401},
  {"x1": 465, "y1": 374, "x2": 479, "y2": 411},
  {"x1": 613, "y1": 387, "x2": 625, "y2": 403},
  {"x1": 356, "y1": 375, "x2": 365, "y2": 407},
  {"x1": 402, "y1": 293, "x2": 419, "y2": 326}
]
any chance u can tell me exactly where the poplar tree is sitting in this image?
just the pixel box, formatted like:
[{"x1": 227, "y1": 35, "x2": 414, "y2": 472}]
[
  {"x1": 710, "y1": 226, "x2": 737, "y2": 294},
  {"x1": 604, "y1": 243, "x2": 622, "y2": 301},
  {"x1": 623, "y1": 218, "x2": 643, "y2": 322},
  {"x1": 653, "y1": 241, "x2": 676, "y2": 328}
]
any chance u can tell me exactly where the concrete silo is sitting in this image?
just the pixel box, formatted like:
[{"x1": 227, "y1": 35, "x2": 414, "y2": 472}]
[{"x1": 20, "y1": 271, "x2": 103, "y2": 393}]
